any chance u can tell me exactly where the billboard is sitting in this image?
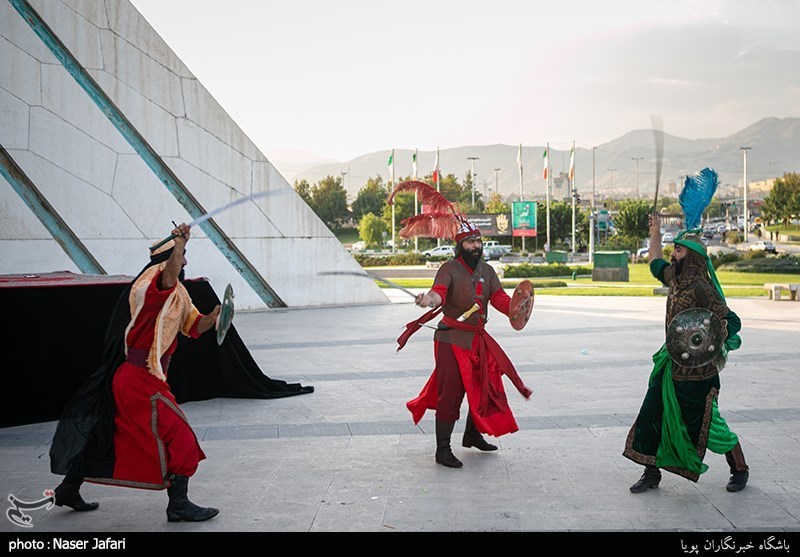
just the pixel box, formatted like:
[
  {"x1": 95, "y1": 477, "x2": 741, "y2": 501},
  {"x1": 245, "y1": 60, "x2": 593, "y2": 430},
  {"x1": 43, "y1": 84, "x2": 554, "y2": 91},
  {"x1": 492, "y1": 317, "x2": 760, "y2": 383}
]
[
  {"x1": 464, "y1": 213, "x2": 512, "y2": 236},
  {"x1": 511, "y1": 201, "x2": 537, "y2": 237}
]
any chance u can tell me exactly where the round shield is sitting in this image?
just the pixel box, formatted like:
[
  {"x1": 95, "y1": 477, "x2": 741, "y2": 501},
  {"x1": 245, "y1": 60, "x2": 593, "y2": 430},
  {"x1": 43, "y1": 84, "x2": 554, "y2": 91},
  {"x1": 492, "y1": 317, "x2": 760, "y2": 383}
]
[
  {"x1": 666, "y1": 308, "x2": 724, "y2": 368},
  {"x1": 509, "y1": 280, "x2": 534, "y2": 331},
  {"x1": 216, "y1": 284, "x2": 235, "y2": 346}
]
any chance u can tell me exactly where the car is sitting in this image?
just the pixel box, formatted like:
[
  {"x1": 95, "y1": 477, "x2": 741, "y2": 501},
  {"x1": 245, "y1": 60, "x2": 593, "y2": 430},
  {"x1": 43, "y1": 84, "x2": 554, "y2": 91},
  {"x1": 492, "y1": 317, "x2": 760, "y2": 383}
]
[
  {"x1": 702, "y1": 228, "x2": 714, "y2": 239},
  {"x1": 421, "y1": 245, "x2": 455, "y2": 258},
  {"x1": 749, "y1": 241, "x2": 777, "y2": 254},
  {"x1": 483, "y1": 245, "x2": 511, "y2": 261},
  {"x1": 483, "y1": 240, "x2": 501, "y2": 248},
  {"x1": 350, "y1": 241, "x2": 366, "y2": 252},
  {"x1": 661, "y1": 232, "x2": 674, "y2": 243}
]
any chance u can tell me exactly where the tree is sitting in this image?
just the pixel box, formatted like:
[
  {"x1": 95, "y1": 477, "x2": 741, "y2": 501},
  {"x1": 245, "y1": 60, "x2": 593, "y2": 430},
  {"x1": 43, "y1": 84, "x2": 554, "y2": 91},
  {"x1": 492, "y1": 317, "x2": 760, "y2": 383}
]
[
  {"x1": 311, "y1": 175, "x2": 350, "y2": 232},
  {"x1": 614, "y1": 200, "x2": 651, "y2": 239},
  {"x1": 485, "y1": 192, "x2": 510, "y2": 214},
  {"x1": 352, "y1": 176, "x2": 387, "y2": 222},
  {"x1": 358, "y1": 212, "x2": 388, "y2": 247},
  {"x1": 382, "y1": 190, "x2": 415, "y2": 239},
  {"x1": 294, "y1": 178, "x2": 312, "y2": 206},
  {"x1": 761, "y1": 173, "x2": 800, "y2": 226}
]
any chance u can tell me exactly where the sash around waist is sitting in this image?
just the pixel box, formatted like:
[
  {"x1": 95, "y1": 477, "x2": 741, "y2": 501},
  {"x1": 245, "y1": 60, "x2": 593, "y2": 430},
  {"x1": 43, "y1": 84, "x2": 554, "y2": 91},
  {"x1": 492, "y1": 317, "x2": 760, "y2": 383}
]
[{"x1": 126, "y1": 347, "x2": 171, "y2": 372}]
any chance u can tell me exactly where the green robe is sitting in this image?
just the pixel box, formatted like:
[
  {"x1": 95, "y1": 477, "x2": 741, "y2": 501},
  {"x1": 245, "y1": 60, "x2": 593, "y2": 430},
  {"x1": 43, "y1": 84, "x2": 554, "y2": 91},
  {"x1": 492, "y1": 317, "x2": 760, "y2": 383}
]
[{"x1": 623, "y1": 257, "x2": 741, "y2": 481}]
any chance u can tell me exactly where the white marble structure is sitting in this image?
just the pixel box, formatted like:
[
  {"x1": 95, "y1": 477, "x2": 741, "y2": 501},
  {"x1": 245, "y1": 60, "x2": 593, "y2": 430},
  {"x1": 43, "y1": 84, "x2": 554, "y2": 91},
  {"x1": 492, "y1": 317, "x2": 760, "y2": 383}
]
[{"x1": 0, "y1": 0, "x2": 386, "y2": 309}]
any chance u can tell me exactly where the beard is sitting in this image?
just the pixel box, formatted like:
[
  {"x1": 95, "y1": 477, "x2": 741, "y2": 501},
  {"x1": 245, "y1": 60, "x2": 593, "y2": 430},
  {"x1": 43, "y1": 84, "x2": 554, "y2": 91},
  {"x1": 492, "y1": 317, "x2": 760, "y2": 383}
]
[
  {"x1": 671, "y1": 256, "x2": 685, "y2": 276},
  {"x1": 178, "y1": 267, "x2": 186, "y2": 283},
  {"x1": 461, "y1": 246, "x2": 483, "y2": 269}
]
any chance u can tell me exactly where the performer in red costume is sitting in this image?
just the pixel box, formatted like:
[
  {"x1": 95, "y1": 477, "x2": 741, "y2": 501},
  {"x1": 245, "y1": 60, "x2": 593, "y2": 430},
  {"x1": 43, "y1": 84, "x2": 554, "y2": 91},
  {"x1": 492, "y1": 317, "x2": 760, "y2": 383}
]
[
  {"x1": 50, "y1": 223, "x2": 220, "y2": 522},
  {"x1": 391, "y1": 181, "x2": 533, "y2": 468}
]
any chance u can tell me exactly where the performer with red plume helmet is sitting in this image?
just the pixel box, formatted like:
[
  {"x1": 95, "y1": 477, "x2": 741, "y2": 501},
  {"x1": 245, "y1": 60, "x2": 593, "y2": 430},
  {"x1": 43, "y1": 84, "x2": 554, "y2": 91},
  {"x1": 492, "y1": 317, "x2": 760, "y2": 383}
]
[{"x1": 391, "y1": 180, "x2": 533, "y2": 468}]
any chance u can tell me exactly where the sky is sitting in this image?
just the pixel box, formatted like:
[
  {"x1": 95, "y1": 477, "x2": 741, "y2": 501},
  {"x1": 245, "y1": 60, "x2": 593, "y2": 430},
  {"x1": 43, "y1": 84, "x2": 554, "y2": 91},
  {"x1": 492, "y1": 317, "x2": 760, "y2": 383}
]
[{"x1": 129, "y1": 0, "x2": 800, "y2": 163}]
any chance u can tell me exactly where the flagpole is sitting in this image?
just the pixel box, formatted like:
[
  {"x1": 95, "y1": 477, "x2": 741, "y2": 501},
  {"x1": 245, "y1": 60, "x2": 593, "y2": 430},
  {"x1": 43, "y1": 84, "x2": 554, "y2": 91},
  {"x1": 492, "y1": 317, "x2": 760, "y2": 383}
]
[
  {"x1": 518, "y1": 143, "x2": 525, "y2": 253},
  {"x1": 546, "y1": 142, "x2": 551, "y2": 255},
  {"x1": 571, "y1": 141, "x2": 576, "y2": 255},
  {"x1": 413, "y1": 148, "x2": 418, "y2": 253},
  {"x1": 434, "y1": 147, "x2": 441, "y2": 247},
  {"x1": 390, "y1": 149, "x2": 395, "y2": 254}
]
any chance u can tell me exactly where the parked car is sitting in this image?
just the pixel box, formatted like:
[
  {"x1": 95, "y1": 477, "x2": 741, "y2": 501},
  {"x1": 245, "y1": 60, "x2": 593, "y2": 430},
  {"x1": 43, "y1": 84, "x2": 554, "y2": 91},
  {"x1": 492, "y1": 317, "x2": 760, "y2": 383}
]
[
  {"x1": 484, "y1": 245, "x2": 511, "y2": 261},
  {"x1": 661, "y1": 232, "x2": 674, "y2": 243},
  {"x1": 702, "y1": 228, "x2": 715, "y2": 239},
  {"x1": 421, "y1": 245, "x2": 455, "y2": 258},
  {"x1": 749, "y1": 241, "x2": 777, "y2": 254},
  {"x1": 483, "y1": 240, "x2": 501, "y2": 248},
  {"x1": 350, "y1": 241, "x2": 366, "y2": 252}
]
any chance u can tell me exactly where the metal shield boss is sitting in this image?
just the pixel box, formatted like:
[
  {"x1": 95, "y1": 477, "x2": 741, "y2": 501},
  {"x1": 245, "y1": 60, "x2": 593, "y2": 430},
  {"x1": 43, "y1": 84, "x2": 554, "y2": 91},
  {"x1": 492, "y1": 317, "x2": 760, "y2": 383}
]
[
  {"x1": 216, "y1": 283, "x2": 235, "y2": 346},
  {"x1": 509, "y1": 280, "x2": 534, "y2": 331},
  {"x1": 666, "y1": 308, "x2": 724, "y2": 368}
]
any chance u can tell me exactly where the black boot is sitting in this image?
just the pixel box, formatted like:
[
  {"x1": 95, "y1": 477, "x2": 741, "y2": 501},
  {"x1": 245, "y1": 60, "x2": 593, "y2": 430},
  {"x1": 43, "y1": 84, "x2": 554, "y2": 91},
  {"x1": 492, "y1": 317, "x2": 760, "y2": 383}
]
[
  {"x1": 166, "y1": 474, "x2": 220, "y2": 522},
  {"x1": 54, "y1": 476, "x2": 99, "y2": 512},
  {"x1": 725, "y1": 443, "x2": 749, "y2": 492},
  {"x1": 462, "y1": 415, "x2": 497, "y2": 451},
  {"x1": 629, "y1": 465, "x2": 661, "y2": 493},
  {"x1": 434, "y1": 419, "x2": 463, "y2": 468}
]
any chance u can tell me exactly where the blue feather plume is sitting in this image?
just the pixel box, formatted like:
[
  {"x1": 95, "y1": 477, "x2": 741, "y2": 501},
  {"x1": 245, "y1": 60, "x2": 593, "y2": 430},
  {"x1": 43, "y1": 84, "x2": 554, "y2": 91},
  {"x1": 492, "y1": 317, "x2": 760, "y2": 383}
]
[{"x1": 679, "y1": 167, "x2": 718, "y2": 230}]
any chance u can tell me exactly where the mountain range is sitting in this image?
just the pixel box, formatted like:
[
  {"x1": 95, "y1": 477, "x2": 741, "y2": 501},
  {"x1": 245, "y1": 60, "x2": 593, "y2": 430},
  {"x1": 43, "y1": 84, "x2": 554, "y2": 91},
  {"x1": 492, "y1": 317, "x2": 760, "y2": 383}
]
[{"x1": 269, "y1": 117, "x2": 800, "y2": 203}]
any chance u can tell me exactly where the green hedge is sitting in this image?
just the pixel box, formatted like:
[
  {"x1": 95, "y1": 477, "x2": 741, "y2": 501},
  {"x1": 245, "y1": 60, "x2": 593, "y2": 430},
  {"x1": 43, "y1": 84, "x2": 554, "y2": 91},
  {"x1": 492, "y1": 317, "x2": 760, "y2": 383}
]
[
  {"x1": 502, "y1": 263, "x2": 592, "y2": 278},
  {"x1": 717, "y1": 253, "x2": 800, "y2": 274},
  {"x1": 354, "y1": 253, "x2": 433, "y2": 266},
  {"x1": 501, "y1": 280, "x2": 567, "y2": 289}
]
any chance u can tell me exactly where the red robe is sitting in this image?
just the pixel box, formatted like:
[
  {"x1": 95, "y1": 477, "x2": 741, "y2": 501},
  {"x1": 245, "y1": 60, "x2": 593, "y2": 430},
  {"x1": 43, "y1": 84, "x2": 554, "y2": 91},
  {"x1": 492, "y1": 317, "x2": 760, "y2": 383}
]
[{"x1": 87, "y1": 269, "x2": 205, "y2": 490}]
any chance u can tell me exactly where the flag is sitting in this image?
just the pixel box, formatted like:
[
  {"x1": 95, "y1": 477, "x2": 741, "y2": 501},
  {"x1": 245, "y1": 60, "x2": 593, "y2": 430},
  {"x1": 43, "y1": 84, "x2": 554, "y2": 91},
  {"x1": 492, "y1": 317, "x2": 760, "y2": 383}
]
[
  {"x1": 388, "y1": 150, "x2": 395, "y2": 184},
  {"x1": 412, "y1": 149, "x2": 418, "y2": 180},
  {"x1": 569, "y1": 144, "x2": 575, "y2": 181},
  {"x1": 432, "y1": 148, "x2": 440, "y2": 187},
  {"x1": 542, "y1": 148, "x2": 549, "y2": 180}
]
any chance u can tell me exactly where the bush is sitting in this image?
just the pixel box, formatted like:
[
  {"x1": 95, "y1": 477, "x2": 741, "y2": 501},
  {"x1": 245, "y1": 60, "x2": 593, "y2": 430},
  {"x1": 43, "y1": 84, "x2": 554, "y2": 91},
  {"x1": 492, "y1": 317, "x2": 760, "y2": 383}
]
[
  {"x1": 725, "y1": 231, "x2": 743, "y2": 244},
  {"x1": 503, "y1": 263, "x2": 592, "y2": 278},
  {"x1": 354, "y1": 253, "x2": 428, "y2": 266},
  {"x1": 708, "y1": 251, "x2": 742, "y2": 268},
  {"x1": 717, "y1": 253, "x2": 800, "y2": 273},
  {"x1": 501, "y1": 280, "x2": 567, "y2": 289}
]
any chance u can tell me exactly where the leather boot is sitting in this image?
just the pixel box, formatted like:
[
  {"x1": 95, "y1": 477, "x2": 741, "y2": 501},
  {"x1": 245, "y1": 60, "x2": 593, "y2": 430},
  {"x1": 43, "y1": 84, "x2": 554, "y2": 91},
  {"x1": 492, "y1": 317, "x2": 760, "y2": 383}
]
[
  {"x1": 166, "y1": 474, "x2": 220, "y2": 522},
  {"x1": 434, "y1": 419, "x2": 463, "y2": 468},
  {"x1": 725, "y1": 443, "x2": 749, "y2": 492},
  {"x1": 462, "y1": 415, "x2": 497, "y2": 451},
  {"x1": 629, "y1": 465, "x2": 661, "y2": 493},
  {"x1": 54, "y1": 476, "x2": 99, "y2": 512}
]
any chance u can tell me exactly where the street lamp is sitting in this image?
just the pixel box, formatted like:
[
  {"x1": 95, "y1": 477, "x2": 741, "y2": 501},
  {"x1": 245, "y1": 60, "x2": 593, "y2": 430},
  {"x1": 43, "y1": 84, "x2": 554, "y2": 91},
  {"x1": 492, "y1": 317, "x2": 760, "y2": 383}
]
[
  {"x1": 494, "y1": 168, "x2": 501, "y2": 195},
  {"x1": 608, "y1": 168, "x2": 616, "y2": 191},
  {"x1": 632, "y1": 157, "x2": 643, "y2": 199},
  {"x1": 468, "y1": 157, "x2": 479, "y2": 206},
  {"x1": 769, "y1": 161, "x2": 780, "y2": 178},
  {"x1": 740, "y1": 147, "x2": 751, "y2": 242}
]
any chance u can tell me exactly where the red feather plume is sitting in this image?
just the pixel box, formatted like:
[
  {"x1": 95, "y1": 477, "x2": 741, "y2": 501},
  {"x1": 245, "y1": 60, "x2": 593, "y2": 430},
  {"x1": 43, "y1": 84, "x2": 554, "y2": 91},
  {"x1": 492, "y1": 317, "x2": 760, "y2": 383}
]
[
  {"x1": 397, "y1": 212, "x2": 460, "y2": 240},
  {"x1": 387, "y1": 180, "x2": 457, "y2": 214}
]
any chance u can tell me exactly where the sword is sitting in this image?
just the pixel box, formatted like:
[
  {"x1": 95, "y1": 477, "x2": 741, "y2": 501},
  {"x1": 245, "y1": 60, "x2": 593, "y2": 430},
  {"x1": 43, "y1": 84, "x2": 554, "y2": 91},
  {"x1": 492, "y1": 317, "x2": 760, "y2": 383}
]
[
  {"x1": 149, "y1": 190, "x2": 286, "y2": 252},
  {"x1": 318, "y1": 270, "x2": 419, "y2": 299}
]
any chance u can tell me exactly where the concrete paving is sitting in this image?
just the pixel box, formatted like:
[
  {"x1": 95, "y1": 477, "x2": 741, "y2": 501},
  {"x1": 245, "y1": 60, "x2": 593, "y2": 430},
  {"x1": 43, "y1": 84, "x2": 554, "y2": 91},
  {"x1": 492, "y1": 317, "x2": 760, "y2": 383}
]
[{"x1": 1, "y1": 294, "x2": 799, "y2": 537}]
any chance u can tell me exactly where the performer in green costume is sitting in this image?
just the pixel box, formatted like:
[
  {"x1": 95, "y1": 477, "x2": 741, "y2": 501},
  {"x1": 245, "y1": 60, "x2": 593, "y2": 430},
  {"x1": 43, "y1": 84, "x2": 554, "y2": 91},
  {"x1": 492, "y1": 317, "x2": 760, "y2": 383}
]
[{"x1": 623, "y1": 168, "x2": 749, "y2": 494}]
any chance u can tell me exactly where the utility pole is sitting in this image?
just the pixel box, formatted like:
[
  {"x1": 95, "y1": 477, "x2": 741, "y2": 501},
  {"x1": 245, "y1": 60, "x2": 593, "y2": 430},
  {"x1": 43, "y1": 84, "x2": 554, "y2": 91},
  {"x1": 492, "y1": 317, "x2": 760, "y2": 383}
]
[
  {"x1": 632, "y1": 157, "x2": 643, "y2": 199},
  {"x1": 590, "y1": 147, "x2": 596, "y2": 263},
  {"x1": 468, "y1": 157, "x2": 479, "y2": 207},
  {"x1": 494, "y1": 168, "x2": 501, "y2": 195},
  {"x1": 740, "y1": 147, "x2": 751, "y2": 242}
]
